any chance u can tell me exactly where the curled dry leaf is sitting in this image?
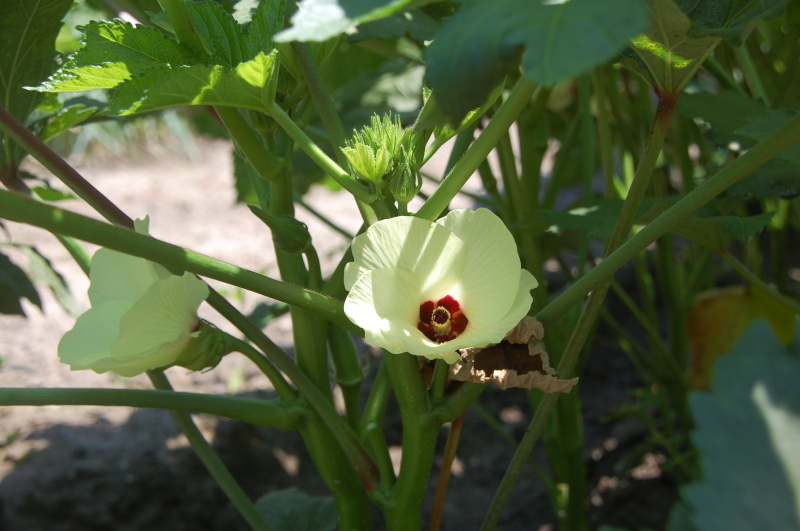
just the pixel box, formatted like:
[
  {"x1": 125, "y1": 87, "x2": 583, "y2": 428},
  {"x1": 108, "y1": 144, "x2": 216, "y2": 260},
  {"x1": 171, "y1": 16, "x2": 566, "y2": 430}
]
[{"x1": 450, "y1": 316, "x2": 578, "y2": 392}]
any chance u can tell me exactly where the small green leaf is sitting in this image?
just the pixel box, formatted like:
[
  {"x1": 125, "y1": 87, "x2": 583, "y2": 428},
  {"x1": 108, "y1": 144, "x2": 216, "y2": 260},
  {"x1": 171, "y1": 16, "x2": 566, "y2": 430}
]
[
  {"x1": 255, "y1": 487, "x2": 337, "y2": 531},
  {"x1": 424, "y1": 0, "x2": 649, "y2": 122},
  {"x1": 31, "y1": 186, "x2": 76, "y2": 202},
  {"x1": 683, "y1": 321, "x2": 800, "y2": 529},
  {"x1": 673, "y1": 0, "x2": 788, "y2": 45},
  {"x1": 34, "y1": 20, "x2": 198, "y2": 92},
  {"x1": 274, "y1": 0, "x2": 418, "y2": 43},
  {"x1": 621, "y1": 0, "x2": 722, "y2": 93},
  {"x1": 16, "y1": 245, "x2": 83, "y2": 317},
  {"x1": 0, "y1": 250, "x2": 41, "y2": 316},
  {"x1": 110, "y1": 50, "x2": 279, "y2": 115},
  {"x1": 36, "y1": 104, "x2": 97, "y2": 143},
  {"x1": 0, "y1": 0, "x2": 73, "y2": 167},
  {"x1": 677, "y1": 90, "x2": 766, "y2": 146},
  {"x1": 246, "y1": 301, "x2": 289, "y2": 328},
  {"x1": 232, "y1": 149, "x2": 263, "y2": 206},
  {"x1": 735, "y1": 109, "x2": 800, "y2": 165}
]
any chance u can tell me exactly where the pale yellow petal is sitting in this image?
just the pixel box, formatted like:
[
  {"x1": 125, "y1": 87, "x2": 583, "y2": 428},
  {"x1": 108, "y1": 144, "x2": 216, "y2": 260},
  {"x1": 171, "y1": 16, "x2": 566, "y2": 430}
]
[
  {"x1": 88, "y1": 249, "x2": 160, "y2": 306},
  {"x1": 350, "y1": 216, "x2": 465, "y2": 299},
  {"x1": 110, "y1": 273, "x2": 208, "y2": 358},
  {"x1": 58, "y1": 300, "x2": 131, "y2": 369},
  {"x1": 440, "y1": 208, "x2": 528, "y2": 327}
]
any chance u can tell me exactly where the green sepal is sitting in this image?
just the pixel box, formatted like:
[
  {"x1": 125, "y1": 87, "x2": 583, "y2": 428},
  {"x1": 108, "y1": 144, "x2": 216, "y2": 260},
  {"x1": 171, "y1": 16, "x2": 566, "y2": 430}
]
[{"x1": 175, "y1": 321, "x2": 233, "y2": 372}]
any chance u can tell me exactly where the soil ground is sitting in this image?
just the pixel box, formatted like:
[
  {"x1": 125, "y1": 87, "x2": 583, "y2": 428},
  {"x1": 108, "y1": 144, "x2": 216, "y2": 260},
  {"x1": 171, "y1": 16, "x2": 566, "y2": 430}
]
[{"x1": 0, "y1": 137, "x2": 676, "y2": 530}]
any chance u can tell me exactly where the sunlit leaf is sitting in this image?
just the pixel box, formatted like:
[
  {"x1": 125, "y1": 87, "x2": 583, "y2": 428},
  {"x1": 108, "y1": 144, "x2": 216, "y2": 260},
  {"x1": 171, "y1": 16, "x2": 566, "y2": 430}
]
[
  {"x1": 110, "y1": 51, "x2": 279, "y2": 115},
  {"x1": 34, "y1": 20, "x2": 198, "y2": 92},
  {"x1": 686, "y1": 286, "x2": 797, "y2": 389}
]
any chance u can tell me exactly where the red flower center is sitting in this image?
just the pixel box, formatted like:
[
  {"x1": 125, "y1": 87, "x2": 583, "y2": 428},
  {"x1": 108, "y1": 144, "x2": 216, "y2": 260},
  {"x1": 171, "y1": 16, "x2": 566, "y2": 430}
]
[{"x1": 418, "y1": 295, "x2": 469, "y2": 343}]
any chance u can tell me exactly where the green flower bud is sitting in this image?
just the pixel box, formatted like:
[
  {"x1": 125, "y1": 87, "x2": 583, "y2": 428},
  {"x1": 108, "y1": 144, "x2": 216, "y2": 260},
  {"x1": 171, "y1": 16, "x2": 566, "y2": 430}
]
[
  {"x1": 389, "y1": 159, "x2": 422, "y2": 204},
  {"x1": 175, "y1": 321, "x2": 232, "y2": 372},
  {"x1": 248, "y1": 205, "x2": 312, "y2": 254},
  {"x1": 342, "y1": 143, "x2": 392, "y2": 183}
]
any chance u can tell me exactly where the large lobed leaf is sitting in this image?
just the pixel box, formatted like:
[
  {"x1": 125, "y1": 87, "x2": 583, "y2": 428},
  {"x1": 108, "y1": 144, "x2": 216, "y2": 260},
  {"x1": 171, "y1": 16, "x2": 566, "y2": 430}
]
[
  {"x1": 35, "y1": 20, "x2": 199, "y2": 92},
  {"x1": 110, "y1": 51, "x2": 279, "y2": 115},
  {"x1": 681, "y1": 320, "x2": 800, "y2": 530},
  {"x1": 0, "y1": 0, "x2": 73, "y2": 167},
  {"x1": 424, "y1": 0, "x2": 650, "y2": 122}
]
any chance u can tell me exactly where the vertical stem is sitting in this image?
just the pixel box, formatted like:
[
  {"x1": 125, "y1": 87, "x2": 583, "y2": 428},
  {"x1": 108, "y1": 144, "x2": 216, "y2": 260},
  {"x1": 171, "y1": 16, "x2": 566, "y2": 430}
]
[
  {"x1": 148, "y1": 372, "x2": 271, "y2": 531},
  {"x1": 480, "y1": 91, "x2": 678, "y2": 531},
  {"x1": 428, "y1": 413, "x2": 465, "y2": 531},
  {"x1": 416, "y1": 79, "x2": 540, "y2": 221}
]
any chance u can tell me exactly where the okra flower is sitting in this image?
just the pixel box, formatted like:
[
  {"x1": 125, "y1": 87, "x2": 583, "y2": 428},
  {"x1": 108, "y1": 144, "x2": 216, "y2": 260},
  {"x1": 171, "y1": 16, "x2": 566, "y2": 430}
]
[
  {"x1": 58, "y1": 218, "x2": 209, "y2": 377},
  {"x1": 344, "y1": 208, "x2": 538, "y2": 363}
]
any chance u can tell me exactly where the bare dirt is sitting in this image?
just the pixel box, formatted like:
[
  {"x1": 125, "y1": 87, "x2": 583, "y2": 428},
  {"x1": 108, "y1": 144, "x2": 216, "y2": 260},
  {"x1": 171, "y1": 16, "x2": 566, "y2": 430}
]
[{"x1": 0, "y1": 137, "x2": 676, "y2": 530}]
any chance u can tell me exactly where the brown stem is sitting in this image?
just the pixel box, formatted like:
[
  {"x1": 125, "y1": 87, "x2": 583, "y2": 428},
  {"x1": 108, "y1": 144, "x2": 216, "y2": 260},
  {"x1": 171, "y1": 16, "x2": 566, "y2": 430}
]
[{"x1": 428, "y1": 413, "x2": 465, "y2": 531}]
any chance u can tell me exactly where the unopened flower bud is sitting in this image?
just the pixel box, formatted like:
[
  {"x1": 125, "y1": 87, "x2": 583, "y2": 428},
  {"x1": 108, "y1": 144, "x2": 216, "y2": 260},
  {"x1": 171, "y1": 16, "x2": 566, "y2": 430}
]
[
  {"x1": 342, "y1": 143, "x2": 391, "y2": 183},
  {"x1": 389, "y1": 162, "x2": 422, "y2": 204}
]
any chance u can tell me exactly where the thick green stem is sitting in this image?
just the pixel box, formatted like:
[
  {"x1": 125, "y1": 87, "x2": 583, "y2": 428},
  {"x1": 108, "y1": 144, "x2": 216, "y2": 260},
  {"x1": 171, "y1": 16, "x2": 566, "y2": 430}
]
[
  {"x1": 416, "y1": 79, "x2": 539, "y2": 221},
  {"x1": 216, "y1": 107, "x2": 285, "y2": 182},
  {"x1": 148, "y1": 372, "x2": 273, "y2": 531},
  {"x1": 268, "y1": 105, "x2": 374, "y2": 203},
  {"x1": 328, "y1": 325, "x2": 365, "y2": 432},
  {"x1": 0, "y1": 385, "x2": 304, "y2": 430},
  {"x1": 231, "y1": 337, "x2": 298, "y2": 400},
  {"x1": 0, "y1": 191, "x2": 361, "y2": 335},
  {"x1": 482, "y1": 92, "x2": 678, "y2": 531},
  {"x1": 380, "y1": 352, "x2": 437, "y2": 531}
]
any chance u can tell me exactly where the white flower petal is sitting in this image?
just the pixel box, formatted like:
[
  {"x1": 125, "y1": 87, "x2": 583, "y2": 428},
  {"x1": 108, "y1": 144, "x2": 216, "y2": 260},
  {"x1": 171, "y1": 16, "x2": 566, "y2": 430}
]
[
  {"x1": 344, "y1": 267, "x2": 420, "y2": 353},
  {"x1": 459, "y1": 268, "x2": 538, "y2": 343},
  {"x1": 58, "y1": 300, "x2": 131, "y2": 369},
  {"x1": 350, "y1": 216, "x2": 466, "y2": 298},
  {"x1": 439, "y1": 208, "x2": 525, "y2": 327},
  {"x1": 109, "y1": 273, "x2": 208, "y2": 357},
  {"x1": 88, "y1": 249, "x2": 160, "y2": 306}
]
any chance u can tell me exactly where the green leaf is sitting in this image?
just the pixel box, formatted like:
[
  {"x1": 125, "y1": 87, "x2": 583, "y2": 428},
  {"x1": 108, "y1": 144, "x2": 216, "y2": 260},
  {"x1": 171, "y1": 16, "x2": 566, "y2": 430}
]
[
  {"x1": 16, "y1": 245, "x2": 83, "y2": 316},
  {"x1": 677, "y1": 89, "x2": 766, "y2": 146},
  {"x1": 31, "y1": 186, "x2": 77, "y2": 202},
  {"x1": 683, "y1": 321, "x2": 800, "y2": 530},
  {"x1": 726, "y1": 159, "x2": 800, "y2": 201},
  {"x1": 150, "y1": 0, "x2": 248, "y2": 66},
  {"x1": 36, "y1": 104, "x2": 97, "y2": 143},
  {"x1": 0, "y1": 0, "x2": 73, "y2": 167},
  {"x1": 34, "y1": 20, "x2": 198, "y2": 92},
  {"x1": 254, "y1": 487, "x2": 337, "y2": 531},
  {"x1": 274, "y1": 0, "x2": 418, "y2": 43},
  {"x1": 246, "y1": 0, "x2": 287, "y2": 55},
  {"x1": 0, "y1": 250, "x2": 41, "y2": 316},
  {"x1": 674, "y1": 0, "x2": 788, "y2": 44},
  {"x1": 349, "y1": 9, "x2": 438, "y2": 43},
  {"x1": 110, "y1": 50, "x2": 279, "y2": 115},
  {"x1": 424, "y1": 0, "x2": 649, "y2": 122},
  {"x1": 246, "y1": 301, "x2": 289, "y2": 328},
  {"x1": 232, "y1": 148, "x2": 264, "y2": 205},
  {"x1": 735, "y1": 109, "x2": 800, "y2": 165},
  {"x1": 621, "y1": 0, "x2": 722, "y2": 93}
]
